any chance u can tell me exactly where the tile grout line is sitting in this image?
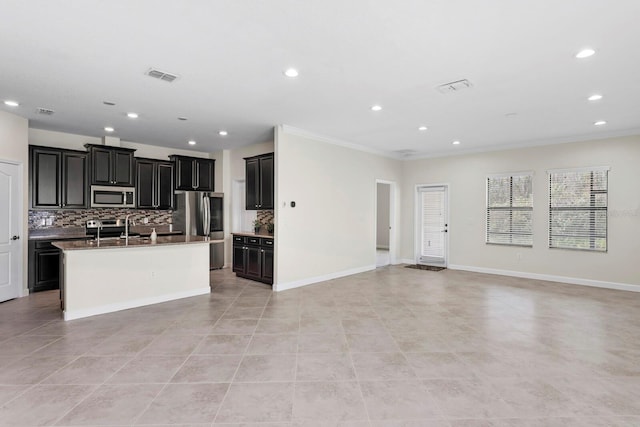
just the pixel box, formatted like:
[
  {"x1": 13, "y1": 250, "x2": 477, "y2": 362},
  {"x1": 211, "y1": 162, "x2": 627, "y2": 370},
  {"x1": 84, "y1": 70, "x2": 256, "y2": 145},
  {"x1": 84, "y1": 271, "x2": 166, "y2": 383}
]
[{"x1": 209, "y1": 281, "x2": 251, "y2": 425}]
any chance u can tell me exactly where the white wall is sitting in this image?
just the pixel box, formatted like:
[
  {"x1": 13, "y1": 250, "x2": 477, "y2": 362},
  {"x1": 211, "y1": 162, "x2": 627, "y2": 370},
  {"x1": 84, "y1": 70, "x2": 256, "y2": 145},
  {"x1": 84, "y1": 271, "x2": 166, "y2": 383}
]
[
  {"x1": 0, "y1": 111, "x2": 29, "y2": 294},
  {"x1": 401, "y1": 135, "x2": 640, "y2": 289},
  {"x1": 274, "y1": 126, "x2": 402, "y2": 289},
  {"x1": 29, "y1": 128, "x2": 212, "y2": 160},
  {"x1": 376, "y1": 183, "x2": 390, "y2": 249}
]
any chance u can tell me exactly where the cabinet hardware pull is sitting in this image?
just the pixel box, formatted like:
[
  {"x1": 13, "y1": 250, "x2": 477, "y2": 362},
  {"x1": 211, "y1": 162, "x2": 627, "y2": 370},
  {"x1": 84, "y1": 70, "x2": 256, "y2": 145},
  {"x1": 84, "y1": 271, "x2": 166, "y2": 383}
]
[{"x1": 11, "y1": 235, "x2": 20, "y2": 240}]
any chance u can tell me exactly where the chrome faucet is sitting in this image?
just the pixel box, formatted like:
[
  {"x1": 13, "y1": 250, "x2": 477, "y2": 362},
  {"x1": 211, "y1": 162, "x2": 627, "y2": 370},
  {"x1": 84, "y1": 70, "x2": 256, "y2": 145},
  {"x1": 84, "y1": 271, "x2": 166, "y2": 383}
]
[{"x1": 125, "y1": 214, "x2": 131, "y2": 245}]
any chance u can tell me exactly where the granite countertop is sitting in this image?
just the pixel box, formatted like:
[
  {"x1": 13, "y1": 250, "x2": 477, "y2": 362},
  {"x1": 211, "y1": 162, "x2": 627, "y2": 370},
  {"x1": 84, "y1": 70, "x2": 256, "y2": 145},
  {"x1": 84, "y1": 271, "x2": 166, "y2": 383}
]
[
  {"x1": 53, "y1": 235, "x2": 221, "y2": 251},
  {"x1": 232, "y1": 232, "x2": 274, "y2": 239},
  {"x1": 29, "y1": 226, "x2": 183, "y2": 240},
  {"x1": 28, "y1": 228, "x2": 88, "y2": 240},
  {"x1": 131, "y1": 226, "x2": 183, "y2": 236}
]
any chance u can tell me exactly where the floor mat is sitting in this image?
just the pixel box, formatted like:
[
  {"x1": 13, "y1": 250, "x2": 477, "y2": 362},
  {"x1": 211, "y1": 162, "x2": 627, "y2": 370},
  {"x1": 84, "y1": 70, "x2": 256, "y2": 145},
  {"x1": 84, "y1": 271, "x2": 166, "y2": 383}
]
[{"x1": 405, "y1": 264, "x2": 446, "y2": 271}]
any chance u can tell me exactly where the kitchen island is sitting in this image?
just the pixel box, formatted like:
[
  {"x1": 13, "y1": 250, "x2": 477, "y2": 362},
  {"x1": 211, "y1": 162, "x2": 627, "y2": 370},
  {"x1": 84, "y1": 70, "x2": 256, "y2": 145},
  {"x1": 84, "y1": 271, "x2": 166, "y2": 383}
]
[{"x1": 54, "y1": 235, "x2": 220, "y2": 321}]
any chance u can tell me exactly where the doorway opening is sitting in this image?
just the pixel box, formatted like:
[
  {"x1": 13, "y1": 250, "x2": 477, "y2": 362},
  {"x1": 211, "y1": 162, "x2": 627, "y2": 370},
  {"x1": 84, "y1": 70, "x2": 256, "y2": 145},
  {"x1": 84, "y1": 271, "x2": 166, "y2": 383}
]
[
  {"x1": 415, "y1": 184, "x2": 449, "y2": 267},
  {"x1": 375, "y1": 180, "x2": 395, "y2": 267}
]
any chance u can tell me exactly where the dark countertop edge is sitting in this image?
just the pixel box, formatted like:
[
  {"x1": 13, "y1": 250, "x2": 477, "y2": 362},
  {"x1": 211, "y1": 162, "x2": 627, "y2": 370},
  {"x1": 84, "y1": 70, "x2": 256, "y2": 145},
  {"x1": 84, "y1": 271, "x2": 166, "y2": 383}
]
[
  {"x1": 53, "y1": 236, "x2": 220, "y2": 251},
  {"x1": 29, "y1": 228, "x2": 183, "y2": 240},
  {"x1": 232, "y1": 232, "x2": 274, "y2": 239}
]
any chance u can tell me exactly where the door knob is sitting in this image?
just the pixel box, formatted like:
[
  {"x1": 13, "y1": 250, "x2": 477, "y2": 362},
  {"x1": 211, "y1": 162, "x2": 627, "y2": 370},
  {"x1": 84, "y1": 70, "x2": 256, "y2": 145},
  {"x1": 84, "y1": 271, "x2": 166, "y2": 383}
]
[{"x1": 11, "y1": 235, "x2": 20, "y2": 240}]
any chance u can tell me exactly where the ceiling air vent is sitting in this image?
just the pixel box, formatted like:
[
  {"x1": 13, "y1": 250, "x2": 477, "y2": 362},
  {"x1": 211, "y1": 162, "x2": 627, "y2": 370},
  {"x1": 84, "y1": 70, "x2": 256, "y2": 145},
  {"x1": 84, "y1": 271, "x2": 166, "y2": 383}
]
[
  {"x1": 145, "y1": 68, "x2": 179, "y2": 83},
  {"x1": 36, "y1": 107, "x2": 55, "y2": 115},
  {"x1": 436, "y1": 79, "x2": 473, "y2": 94}
]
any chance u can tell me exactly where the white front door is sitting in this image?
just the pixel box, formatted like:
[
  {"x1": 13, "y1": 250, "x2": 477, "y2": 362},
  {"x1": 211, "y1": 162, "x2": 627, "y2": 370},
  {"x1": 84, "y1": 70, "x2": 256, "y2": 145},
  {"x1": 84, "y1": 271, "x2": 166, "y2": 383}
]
[
  {"x1": 0, "y1": 162, "x2": 22, "y2": 302},
  {"x1": 417, "y1": 185, "x2": 448, "y2": 267}
]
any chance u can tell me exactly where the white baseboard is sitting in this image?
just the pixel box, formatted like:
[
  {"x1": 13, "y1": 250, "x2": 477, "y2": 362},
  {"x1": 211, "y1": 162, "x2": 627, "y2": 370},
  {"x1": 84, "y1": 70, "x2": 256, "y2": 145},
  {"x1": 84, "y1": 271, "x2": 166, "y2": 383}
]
[
  {"x1": 64, "y1": 287, "x2": 211, "y2": 321},
  {"x1": 448, "y1": 264, "x2": 640, "y2": 293},
  {"x1": 274, "y1": 265, "x2": 376, "y2": 292},
  {"x1": 397, "y1": 258, "x2": 415, "y2": 265}
]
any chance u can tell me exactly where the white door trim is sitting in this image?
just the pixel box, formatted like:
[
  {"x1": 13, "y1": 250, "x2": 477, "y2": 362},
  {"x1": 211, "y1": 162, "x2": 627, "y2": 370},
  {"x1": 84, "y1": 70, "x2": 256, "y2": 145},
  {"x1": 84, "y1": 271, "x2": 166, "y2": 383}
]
[
  {"x1": 414, "y1": 183, "x2": 450, "y2": 267},
  {"x1": 0, "y1": 159, "x2": 25, "y2": 300},
  {"x1": 375, "y1": 179, "x2": 397, "y2": 265}
]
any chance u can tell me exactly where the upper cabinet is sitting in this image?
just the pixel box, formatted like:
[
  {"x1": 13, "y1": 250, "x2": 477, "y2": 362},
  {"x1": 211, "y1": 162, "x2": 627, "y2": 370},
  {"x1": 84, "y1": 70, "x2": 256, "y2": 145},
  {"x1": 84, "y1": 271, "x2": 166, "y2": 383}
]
[
  {"x1": 30, "y1": 146, "x2": 88, "y2": 209},
  {"x1": 170, "y1": 155, "x2": 215, "y2": 192},
  {"x1": 136, "y1": 159, "x2": 174, "y2": 209},
  {"x1": 86, "y1": 145, "x2": 135, "y2": 186},
  {"x1": 245, "y1": 153, "x2": 274, "y2": 210}
]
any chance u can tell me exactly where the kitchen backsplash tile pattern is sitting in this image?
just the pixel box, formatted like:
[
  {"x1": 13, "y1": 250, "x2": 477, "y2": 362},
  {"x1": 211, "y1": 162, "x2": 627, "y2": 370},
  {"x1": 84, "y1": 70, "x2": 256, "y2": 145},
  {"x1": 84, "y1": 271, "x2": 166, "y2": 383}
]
[
  {"x1": 29, "y1": 209, "x2": 173, "y2": 229},
  {"x1": 256, "y1": 210, "x2": 274, "y2": 225}
]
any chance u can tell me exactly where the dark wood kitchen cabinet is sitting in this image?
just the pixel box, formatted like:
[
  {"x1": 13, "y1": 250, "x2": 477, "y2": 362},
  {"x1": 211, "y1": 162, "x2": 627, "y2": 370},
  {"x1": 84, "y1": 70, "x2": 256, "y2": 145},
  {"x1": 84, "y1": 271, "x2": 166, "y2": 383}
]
[
  {"x1": 86, "y1": 145, "x2": 135, "y2": 186},
  {"x1": 245, "y1": 153, "x2": 273, "y2": 210},
  {"x1": 28, "y1": 237, "x2": 90, "y2": 293},
  {"x1": 28, "y1": 240, "x2": 60, "y2": 292},
  {"x1": 136, "y1": 158, "x2": 174, "y2": 209},
  {"x1": 30, "y1": 146, "x2": 88, "y2": 209},
  {"x1": 232, "y1": 234, "x2": 273, "y2": 285},
  {"x1": 170, "y1": 155, "x2": 215, "y2": 191}
]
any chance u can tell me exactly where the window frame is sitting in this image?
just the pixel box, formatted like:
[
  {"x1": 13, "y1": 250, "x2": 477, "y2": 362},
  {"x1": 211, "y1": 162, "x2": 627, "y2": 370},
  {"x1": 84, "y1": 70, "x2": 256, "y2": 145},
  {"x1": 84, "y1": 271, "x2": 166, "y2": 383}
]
[
  {"x1": 547, "y1": 166, "x2": 610, "y2": 252},
  {"x1": 485, "y1": 171, "x2": 534, "y2": 247}
]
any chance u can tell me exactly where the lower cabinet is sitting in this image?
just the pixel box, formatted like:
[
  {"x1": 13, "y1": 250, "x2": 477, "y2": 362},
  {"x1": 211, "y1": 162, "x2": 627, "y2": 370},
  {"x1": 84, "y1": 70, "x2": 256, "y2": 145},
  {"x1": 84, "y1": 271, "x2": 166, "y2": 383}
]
[
  {"x1": 28, "y1": 237, "x2": 89, "y2": 293},
  {"x1": 232, "y1": 235, "x2": 273, "y2": 285},
  {"x1": 28, "y1": 240, "x2": 60, "y2": 292}
]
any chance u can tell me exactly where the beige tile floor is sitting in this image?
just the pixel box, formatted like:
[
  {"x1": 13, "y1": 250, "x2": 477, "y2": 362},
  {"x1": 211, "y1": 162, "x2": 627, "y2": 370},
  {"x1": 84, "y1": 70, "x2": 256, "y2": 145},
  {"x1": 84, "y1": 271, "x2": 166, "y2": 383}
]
[{"x1": 0, "y1": 266, "x2": 639, "y2": 426}]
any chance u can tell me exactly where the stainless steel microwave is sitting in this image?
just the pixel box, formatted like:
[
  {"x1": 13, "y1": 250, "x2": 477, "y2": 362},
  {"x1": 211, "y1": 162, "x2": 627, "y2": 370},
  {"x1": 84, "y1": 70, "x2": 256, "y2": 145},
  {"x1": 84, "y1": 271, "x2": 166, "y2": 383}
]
[{"x1": 90, "y1": 185, "x2": 136, "y2": 208}]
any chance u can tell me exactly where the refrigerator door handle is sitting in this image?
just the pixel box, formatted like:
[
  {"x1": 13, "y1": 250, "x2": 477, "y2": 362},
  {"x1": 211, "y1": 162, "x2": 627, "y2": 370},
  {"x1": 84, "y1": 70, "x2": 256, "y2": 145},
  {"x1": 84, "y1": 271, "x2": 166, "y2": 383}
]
[{"x1": 202, "y1": 195, "x2": 211, "y2": 236}]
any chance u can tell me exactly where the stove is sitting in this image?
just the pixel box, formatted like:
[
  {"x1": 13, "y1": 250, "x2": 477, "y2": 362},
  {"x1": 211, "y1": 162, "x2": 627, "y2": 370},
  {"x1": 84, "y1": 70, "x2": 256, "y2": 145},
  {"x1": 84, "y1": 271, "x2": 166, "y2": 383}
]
[{"x1": 86, "y1": 219, "x2": 140, "y2": 239}]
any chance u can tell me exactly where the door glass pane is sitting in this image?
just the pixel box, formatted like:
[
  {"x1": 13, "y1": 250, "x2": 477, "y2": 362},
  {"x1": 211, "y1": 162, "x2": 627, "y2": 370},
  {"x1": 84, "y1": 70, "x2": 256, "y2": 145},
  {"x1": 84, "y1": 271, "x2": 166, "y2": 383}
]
[{"x1": 419, "y1": 187, "x2": 446, "y2": 265}]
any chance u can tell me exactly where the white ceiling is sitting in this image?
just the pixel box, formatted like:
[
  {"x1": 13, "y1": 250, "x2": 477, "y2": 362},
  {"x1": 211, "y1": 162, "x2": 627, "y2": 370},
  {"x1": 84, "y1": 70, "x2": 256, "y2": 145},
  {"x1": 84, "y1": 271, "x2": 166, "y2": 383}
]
[{"x1": 2, "y1": 0, "x2": 640, "y2": 158}]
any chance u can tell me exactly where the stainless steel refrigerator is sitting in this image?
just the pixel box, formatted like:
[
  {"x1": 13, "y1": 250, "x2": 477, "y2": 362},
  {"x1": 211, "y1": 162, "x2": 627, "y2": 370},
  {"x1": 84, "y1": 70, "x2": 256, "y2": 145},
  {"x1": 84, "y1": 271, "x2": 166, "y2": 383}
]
[{"x1": 172, "y1": 192, "x2": 224, "y2": 269}]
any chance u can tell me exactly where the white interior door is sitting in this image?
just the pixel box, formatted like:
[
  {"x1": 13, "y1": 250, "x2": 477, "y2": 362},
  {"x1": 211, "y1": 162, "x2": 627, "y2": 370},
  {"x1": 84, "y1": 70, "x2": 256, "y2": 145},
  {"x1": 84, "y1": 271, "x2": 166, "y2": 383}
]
[
  {"x1": 0, "y1": 162, "x2": 22, "y2": 302},
  {"x1": 375, "y1": 181, "x2": 394, "y2": 267},
  {"x1": 417, "y1": 185, "x2": 448, "y2": 267}
]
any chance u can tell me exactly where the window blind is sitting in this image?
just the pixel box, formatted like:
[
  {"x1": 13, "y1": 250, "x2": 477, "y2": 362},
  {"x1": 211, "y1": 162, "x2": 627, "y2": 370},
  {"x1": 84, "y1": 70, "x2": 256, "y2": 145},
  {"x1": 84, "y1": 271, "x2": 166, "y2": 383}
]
[
  {"x1": 486, "y1": 173, "x2": 533, "y2": 246},
  {"x1": 548, "y1": 167, "x2": 608, "y2": 251}
]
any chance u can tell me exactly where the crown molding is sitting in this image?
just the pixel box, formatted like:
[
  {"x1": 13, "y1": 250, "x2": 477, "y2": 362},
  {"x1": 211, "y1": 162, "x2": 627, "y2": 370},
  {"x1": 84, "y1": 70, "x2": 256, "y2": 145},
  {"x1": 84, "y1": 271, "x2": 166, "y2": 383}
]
[
  {"x1": 278, "y1": 125, "x2": 400, "y2": 159},
  {"x1": 405, "y1": 127, "x2": 640, "y2": 161}
]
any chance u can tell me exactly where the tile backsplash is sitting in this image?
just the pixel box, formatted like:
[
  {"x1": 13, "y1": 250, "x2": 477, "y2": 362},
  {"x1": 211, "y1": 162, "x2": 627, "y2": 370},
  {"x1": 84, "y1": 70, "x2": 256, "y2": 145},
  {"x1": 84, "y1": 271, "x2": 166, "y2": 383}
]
[
  {"x1": 256, "y1": 210, "x2": 274, "y2": 225},
  {"x1": 29, "y1": 209, "x2": 173, "y2": 229}
]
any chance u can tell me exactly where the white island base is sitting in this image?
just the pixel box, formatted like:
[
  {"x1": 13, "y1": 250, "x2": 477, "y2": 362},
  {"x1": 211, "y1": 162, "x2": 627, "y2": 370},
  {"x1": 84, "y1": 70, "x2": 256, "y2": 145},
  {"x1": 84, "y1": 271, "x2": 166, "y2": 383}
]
[{"x1": 56, "y1": 237, "x2": 211, "y2": 321}]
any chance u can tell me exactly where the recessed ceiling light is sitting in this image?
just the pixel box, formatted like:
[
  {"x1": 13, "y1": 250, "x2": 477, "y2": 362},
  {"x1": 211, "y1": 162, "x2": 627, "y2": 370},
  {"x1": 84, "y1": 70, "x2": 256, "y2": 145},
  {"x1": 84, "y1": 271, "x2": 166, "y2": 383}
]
[
  {"x1": 283, "y1": 68, "x2": 299, "y2": 78},
  {"x1": 452, "y1": 140, "x2": 461, "y2": 145},
  {"x1": 594, "y1": 120, "x2": 607, "y2": 126},
  {"x1": 418, "y1": 126, "x2": 428, "y2": 131},
  {"x1": 576, "y1": 48, "x2": 595, "y2": 59},
  {"x1": 371, "y1": 105, "x2": 382, "y2": 111},
  {"x1": 178, "y1": 117, "x2": 188, "y2": 121},
  {"x1": 103, "y1": 101, "x2": 116, "y2": 106},
  {"x1": 188, "y1": 140, "x2": 196, "y2": 145},
  {"x1": 218, "y1": 130, "x2": 228, "y2": 136},
  {"x1": 104, "y1": 127, "x2": 114, "y2": 132},
  {"x1": 4, "y1": 100, "x2": 19, "y2": 107},
  {"x1": 588, "y1": 94, "x2": 603, "y2": 101},
  {"x1": 127, "y1": 112, "x2": 139, "y2": 119}
]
